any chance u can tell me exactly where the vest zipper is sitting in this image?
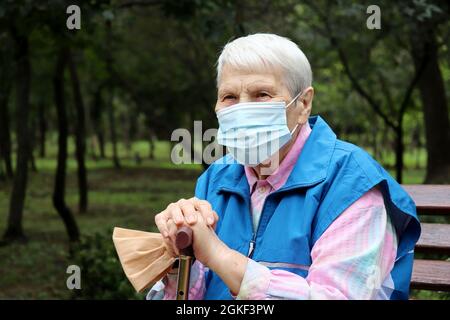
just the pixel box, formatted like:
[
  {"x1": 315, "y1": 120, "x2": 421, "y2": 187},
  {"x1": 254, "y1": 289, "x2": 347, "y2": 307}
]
[
  {"x1": 247, "y1": 193, "x2": 273, "y2": 259},
  {"x1": 247, "y1": 234, "x2": 256, "y2": 258}
]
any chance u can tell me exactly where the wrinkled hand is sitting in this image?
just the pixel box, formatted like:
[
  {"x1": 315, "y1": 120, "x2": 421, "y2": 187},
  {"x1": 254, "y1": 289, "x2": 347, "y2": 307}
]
[
  {"x1": 154, "y1": 197, "x2": 219, "y2": 258},
  {"x1": 189, "y1": 211, "x2": 228, "y2": 267},
  {"x1": 155, "y1": 202, "x2": 245, "y2": 294}
]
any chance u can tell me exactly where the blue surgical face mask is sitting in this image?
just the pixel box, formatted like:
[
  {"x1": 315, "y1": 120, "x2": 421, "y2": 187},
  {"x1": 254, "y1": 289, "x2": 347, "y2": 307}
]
[{"x1": 216, "y1": 91, "x2": 303, "y2": 166}]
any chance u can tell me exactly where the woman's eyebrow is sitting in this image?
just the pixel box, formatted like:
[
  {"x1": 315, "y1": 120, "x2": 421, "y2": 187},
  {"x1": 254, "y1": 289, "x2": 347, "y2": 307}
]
[
  {"x1": 246, "y1": 82, "x2": 277, "y2": 92},
  {"x1": 218, "y1": 85, "x2": 238, "y2": 96}
]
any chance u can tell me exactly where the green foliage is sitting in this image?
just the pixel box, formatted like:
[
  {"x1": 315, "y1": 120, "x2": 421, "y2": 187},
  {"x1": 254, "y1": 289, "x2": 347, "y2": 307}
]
[{"x1": 70, "y1": 230, "x2": 145, "y2": 300}]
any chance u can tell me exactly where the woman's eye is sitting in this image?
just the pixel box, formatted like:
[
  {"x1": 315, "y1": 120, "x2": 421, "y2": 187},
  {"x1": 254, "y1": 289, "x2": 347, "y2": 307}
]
[
  {"x1": 223, "y1": 95, "x2": 236, "y2": 101},
  {"x1": 256, "y1": 92, "x2": 271, "y2": 100}
]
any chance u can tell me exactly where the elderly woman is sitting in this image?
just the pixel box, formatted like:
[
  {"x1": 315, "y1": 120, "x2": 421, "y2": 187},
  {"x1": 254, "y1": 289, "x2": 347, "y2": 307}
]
[{"x1": 148, "y1": 33, "x2": 420, "y2": 300}]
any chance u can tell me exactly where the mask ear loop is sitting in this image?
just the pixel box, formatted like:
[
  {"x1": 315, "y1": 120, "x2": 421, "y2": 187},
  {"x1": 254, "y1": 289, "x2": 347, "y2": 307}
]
[
  {"x1": 286, "y1": 91, "x2": 304, "y2": 134},
  {"x1": 286, "y1": 91, "x2": 304, "y2": 109}
]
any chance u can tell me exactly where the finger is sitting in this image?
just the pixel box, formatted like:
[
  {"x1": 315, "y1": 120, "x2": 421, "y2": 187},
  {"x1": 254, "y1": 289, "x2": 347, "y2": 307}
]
[
  {"x1": 212, "y1": 210, "x2": 219, "y2": 230},
  {"x1": 154, "y1": 211, "x2": 169, "y2": 238},
  {"x1": 167, "y1": 219, "x2": 180, "y2": 256},
  {"x1": 178, "y1": 199, "x2": 197, "y2": 225},
  {"x1": 195, "y1": 200, "x2": 216, "y2": 226},
  {"x1": 166, "y1": 218, "x2": 178, "y2": 243},
  {"x1": 169, "y1": 202, "x2": 185, "y2": 226}
]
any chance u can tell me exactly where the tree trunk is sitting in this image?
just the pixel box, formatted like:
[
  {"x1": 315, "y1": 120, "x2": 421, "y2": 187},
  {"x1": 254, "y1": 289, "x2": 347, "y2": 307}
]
[
  {"x1": 0, "y1": 79, "x2": 13, "y2": 179},
  {"x1": 91, "y1": 86, "x2": 106, "y2": 159},
  {"x1": 394, "y1": 125, "x2": 404, "y2": 184},
  {"x1": 122, "y1": 113, "x2": 131, "y2": 159},
  {"x1": 38, "y1": 102, "x2": 47, "y2": 158},
  {"x1": 29, "y1": 151, "x2": 37, "y2": 172},
  {"x1": 53, "y1": 47, "x2": 80, "y2": 242},
  {"x1": 29, "y1": 116, "x2": 37, "y2": 172},
  {"x1": 107, "y1": 89, "x2": 120, "y2": 168},
  {"x1": 67, "y1": 49, "x2": 88, "y2": 213},
  {"x1": 0, "y1": 161, "x2": 4, "y2": 180},
  {"x1": 106, "y1": 20, "x2": 120, "y2": 169},
  {"x1": 148, "y1": 129, "x2": 155, "y2": 160},
  {"x1": 3, "y1": 30, "x2": 31, "y2": 242},
  {"x1": 98, "y1": 131, "x2": 106, "y2": 159},
  {"x1": 411, "y1": 30, "x2": 450, "y2": 183}
]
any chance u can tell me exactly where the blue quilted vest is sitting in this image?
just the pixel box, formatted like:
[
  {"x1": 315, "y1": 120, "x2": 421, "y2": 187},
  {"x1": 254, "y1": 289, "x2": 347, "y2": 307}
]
[{"x1": 194, "y1": 116, "x2": 421, "y2": 300}]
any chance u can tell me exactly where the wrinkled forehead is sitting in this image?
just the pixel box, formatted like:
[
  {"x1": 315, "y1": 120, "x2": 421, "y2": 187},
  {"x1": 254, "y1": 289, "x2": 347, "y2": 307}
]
[{"x1": 217, "y1": 64, "x2": 285, "y2": 91}]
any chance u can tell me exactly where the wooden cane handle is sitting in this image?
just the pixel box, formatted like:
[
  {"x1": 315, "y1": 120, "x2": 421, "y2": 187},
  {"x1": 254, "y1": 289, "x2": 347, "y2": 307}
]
[{"x1": 175, "y1": 226, "x2": 193, "y2": 256}]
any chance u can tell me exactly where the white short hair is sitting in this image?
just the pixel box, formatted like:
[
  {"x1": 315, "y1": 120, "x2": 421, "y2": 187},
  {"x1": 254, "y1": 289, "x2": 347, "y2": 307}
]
[{"x1": 216, "y1": 33, "x2": 312, "y2": 97}]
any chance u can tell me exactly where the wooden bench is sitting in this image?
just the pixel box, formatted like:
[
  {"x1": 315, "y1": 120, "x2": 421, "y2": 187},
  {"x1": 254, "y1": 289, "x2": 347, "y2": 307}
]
[{"x1": 402, "y1": 185, "x2": 450, "y2": 292}]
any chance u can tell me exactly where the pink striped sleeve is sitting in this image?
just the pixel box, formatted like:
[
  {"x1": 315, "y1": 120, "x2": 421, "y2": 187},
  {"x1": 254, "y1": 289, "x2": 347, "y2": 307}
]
[{"x1": 236, "y1": 187, "x2": 398, "y2": 300}]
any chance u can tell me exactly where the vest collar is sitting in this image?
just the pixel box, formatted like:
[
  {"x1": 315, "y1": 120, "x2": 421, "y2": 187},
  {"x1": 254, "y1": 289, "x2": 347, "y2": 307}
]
[{"x1": 216, "y1": 116, "x2": 337, "y2": 195}]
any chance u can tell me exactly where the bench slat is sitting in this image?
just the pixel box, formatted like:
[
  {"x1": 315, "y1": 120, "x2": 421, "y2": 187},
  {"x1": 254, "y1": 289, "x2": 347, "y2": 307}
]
[
  {"x1": 416, "y1": 223, "x2": 450, "y2": 254},
  {"x1": 402, "y1": 185, "x2": 450, "y2": 215},
  {"x1": 411, "y1": 259, "x2": 450, "y2": 291}
]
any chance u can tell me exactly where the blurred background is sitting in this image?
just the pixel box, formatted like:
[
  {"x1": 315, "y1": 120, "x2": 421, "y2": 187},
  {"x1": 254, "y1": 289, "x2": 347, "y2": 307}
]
[{"x1": 0, "y1": 0, "x2": 449, "y2": 299}]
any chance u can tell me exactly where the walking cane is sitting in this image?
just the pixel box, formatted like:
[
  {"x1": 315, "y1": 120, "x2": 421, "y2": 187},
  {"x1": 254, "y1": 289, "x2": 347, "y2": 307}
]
[{"x1": 175, "y1": 226, "x2": 194, "y2": 300}]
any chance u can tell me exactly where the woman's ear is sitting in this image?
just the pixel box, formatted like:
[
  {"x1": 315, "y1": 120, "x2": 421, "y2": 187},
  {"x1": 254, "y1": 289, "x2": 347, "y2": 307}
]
[{"x1": 297, "y1": 86, "x2": 314, "y2": 124}]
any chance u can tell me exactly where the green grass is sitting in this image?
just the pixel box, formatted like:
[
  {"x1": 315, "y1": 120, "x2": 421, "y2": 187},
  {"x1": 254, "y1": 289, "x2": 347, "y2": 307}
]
[{"x1": 0, "y1": 140, "x2": 447, "y2": 299}]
